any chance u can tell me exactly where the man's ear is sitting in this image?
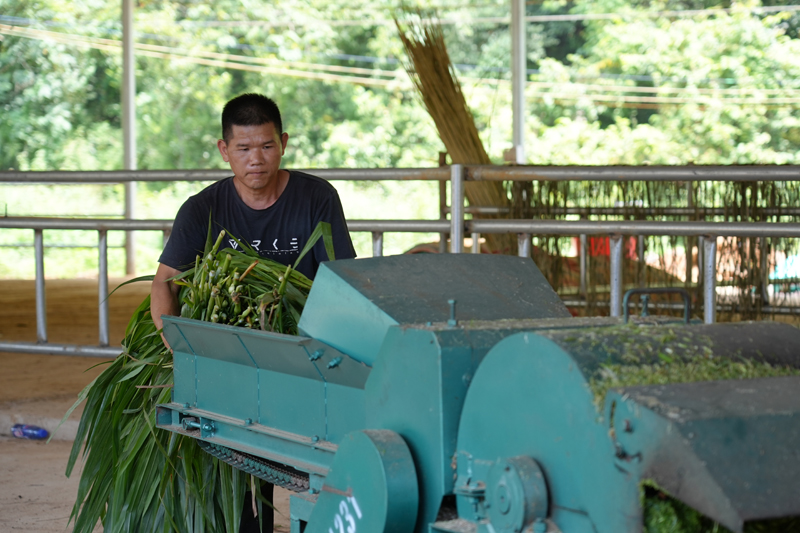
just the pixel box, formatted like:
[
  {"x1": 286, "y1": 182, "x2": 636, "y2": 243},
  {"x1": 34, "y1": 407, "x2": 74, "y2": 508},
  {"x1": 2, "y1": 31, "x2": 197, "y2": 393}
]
[
  {"x1": 217, "y1": 139, "x2": 230, "y2": 162},
  {"x1": 280, "y1": 132, "x2": 289, "y2": 155}
]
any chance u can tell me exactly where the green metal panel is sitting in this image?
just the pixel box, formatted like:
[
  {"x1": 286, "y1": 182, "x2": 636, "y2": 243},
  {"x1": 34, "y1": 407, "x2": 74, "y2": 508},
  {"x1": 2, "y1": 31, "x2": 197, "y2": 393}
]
[
  {"x1": 196, "y1": 357, "x2": 259, "y2": 421},
  {"x1": 305, "y1": 430, "x2": 418, "y2": 533},
  {"x1": 455, "y1": 332, "x2": 640, "y2": 533},
  {"x1": 299, "y1": 255, "x2": 570, "y2": 366},
  {"x1": 607, "y1": 375, "x2": 800, "y2": 532}
]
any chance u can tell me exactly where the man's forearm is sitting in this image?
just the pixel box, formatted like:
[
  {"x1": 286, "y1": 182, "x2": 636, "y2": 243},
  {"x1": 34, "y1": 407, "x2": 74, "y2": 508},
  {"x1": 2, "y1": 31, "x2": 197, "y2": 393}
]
[{"x1": 151, "y1": 263, "x2": 181, "y2": 331}]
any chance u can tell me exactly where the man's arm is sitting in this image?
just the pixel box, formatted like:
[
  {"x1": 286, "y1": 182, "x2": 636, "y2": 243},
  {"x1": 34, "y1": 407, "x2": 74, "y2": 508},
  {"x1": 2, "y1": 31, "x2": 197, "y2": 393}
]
[{"x1": 151, "y1": 263, "x2": 182, "y2": 340}]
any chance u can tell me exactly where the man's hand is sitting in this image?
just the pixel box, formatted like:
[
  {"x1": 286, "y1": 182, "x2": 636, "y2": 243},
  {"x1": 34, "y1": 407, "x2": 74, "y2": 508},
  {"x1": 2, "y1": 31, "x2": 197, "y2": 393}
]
[{"x1": 151, "y1": 262, "x2": 182, "y2": 349}]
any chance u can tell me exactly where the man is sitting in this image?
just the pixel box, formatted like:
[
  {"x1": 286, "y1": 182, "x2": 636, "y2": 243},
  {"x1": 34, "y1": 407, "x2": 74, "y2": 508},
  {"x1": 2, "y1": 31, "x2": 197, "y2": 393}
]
[{"x1": 151, "y1": 93, "x2": 356, "y2": 532}]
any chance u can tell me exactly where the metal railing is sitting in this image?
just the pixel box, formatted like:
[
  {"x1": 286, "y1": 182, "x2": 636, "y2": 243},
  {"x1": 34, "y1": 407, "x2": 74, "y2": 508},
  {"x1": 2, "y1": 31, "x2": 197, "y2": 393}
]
[{"x1": 2, "y1": 164, "x2": 800, "y2": 357}]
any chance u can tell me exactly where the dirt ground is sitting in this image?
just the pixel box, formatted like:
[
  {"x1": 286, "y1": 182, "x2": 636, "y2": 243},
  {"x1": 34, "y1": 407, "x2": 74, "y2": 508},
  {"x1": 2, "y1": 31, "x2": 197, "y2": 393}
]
[{"x1": 0, "y1": 278, "x2": 291, "y2": 532}]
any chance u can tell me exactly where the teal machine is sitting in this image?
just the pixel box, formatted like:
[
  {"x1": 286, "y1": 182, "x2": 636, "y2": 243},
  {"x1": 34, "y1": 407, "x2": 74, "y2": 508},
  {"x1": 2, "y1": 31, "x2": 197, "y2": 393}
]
[{"x1": 156, "y1": 254, "x2": 800, "y2": 533}]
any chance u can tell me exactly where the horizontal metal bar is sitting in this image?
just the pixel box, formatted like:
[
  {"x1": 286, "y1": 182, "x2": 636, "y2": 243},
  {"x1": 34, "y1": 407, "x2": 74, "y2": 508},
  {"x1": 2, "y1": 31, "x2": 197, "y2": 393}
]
[
  {"x1": 468, "y1": 165, "x2": 800, "y2": 182},
  {"x1": 4, "y1": 217, "x2": 799, "y2": 237},
  {"x1": 0, "y1": 218, "x2": 174, "y2": 230},
  {"x1": 0, "y1": 341, "x2": 120, "y2": 358},
  {"x1": 346, "y1": 220, "x2": 450, "y2": 232},
  {"x1": 3, "y1": 165, "x2": 799, "y2": 184},
  {"x1": 0, "y1": 243, "x2": 126, "y2": 249},
  {"x1": 468, "y1": 219, "x2": 800, "y2": 238},
  {"x1": 528, "y1": 207, "x2": 800, "y2": 217},
  {"x1": 560, "y1": 300, "x2": 800, "y2": 316},
  {"x1": 0, "y1": 167, "x2": 450, "y2": 183}
]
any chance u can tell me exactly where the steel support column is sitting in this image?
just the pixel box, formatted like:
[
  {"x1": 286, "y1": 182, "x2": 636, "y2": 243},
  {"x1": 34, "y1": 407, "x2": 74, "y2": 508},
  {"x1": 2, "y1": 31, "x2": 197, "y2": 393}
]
[
  {"x1": 609, "y1": 234, "x2": 623, "y2": 317},
  {"x1": 123, "y1": 0, "x2": 137, "y2": 275},
  {"x1": 704, "y1": 236, "x2": 717, "y2": 324},
  {"x1": 450, "y1": 164, "x2": 465, "y2": 253},
  {"x1": 511, "y1": 0, "x2": 526, "y2": 163},
  {"x1": 372, "y1": 232, "x2": 384, "y2": 258},
  {"x1": 98, "y1": 230, "x2": 110, "y2": 346},
  {"x1": 517, "y1": 233, "x2": 531, "y2": 258},
  {"x1": 34, "y1": 229, "x2": 47, "y2": 343}
]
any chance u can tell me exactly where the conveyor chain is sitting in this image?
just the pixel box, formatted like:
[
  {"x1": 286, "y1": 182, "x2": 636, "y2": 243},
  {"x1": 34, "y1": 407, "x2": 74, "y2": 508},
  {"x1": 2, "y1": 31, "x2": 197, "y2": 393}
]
[{"x1": 199, "y1": 440, "x2": 310, "y2": 492}]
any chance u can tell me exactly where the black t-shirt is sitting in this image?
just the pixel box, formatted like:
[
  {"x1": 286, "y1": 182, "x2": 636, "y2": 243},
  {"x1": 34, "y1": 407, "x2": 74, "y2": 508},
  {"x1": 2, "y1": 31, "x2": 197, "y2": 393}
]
[{"x1": 159, "y1": 171, "x2": 356, "y2": 279}]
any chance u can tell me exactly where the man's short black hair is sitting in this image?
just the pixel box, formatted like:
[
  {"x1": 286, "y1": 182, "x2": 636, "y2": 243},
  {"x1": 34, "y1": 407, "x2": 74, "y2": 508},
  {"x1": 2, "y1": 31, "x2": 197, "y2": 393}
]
[{"x1": 221, "y1": 93, "x2": 283, "y2": 141}]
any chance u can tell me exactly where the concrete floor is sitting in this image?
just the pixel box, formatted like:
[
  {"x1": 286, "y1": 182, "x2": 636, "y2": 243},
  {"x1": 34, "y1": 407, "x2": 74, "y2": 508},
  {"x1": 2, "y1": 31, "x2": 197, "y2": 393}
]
[{"x1": 0, "y1": 279, "x2": 291, "y2": 532}]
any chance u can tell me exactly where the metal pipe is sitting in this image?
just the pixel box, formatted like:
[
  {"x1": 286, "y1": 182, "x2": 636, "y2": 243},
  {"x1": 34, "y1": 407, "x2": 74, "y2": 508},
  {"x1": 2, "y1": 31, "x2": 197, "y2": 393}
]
[
  {"x1": 517, "y1": 233, "x2": 531, "y2": 257},
  {"x1": 0, "y1": 167, "x2": 451, "y2": 183},
  {"x1": 450, "y1": 164, "x2": 465, "y2": 253},
  {"x1": 4, "y1": 164, "x2": 800, "y2": 184},
  {"x1": 34, "y1": 229, "x2": 47, "y2": 344},
  {"x1": 372, "y1": 231, "x2": 384, "y2": 258},
  {"x1": 0, "y1": 341, "x2": 120, "y2": 358},
  {"x1": 522, "y1": 206, "x2": 800, "y2": 217},
  {"x1": 347, "y1": 220, "x2": 450, "y2": 233},
  {"x1": 637, "y1": 235, "x2": 645, "y2": 288},
  {"x1": 760, "y1": 237, "x2": 770, "y2": 305},
  {"x1": 704, "y1": 236, "x2": 718, "y2": 324},
  {"x1": 468, "y1": 219, "x2": 800, "y2": 238},
  {"x1": 123, "y1": 0, "x2": 137, "y2": 276},
  {"x1": 468, "y1": 164, "x2": 800, "y2": 182},
  {"x1": 609, "y1": 234, "x2": 623, "y2": 317},
  {"x1": 4, "y1": 217, "x2": 800, "y2": 238},
  {"x1": 163, "y1": 229, "x2": 170, "y2": 248},
  {"x1": 98, "y1": 230, "x2": 110, "y2": 346},
  {"x1": 511, "y1": 0, "x2": 526, "y2": 164},
  {"x1": 471, "y1": 232, "x2": 481, "y2": 254},
  {"x1": 579, "y1": 234, "x2": 587, "y2": 297},
  {"x1": 439, "y1": 179, "x2": 448, "y2": 254}
]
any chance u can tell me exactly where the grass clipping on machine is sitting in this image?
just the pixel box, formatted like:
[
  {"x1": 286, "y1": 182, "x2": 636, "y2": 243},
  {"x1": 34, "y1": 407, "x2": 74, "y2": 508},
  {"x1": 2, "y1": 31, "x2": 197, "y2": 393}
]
[
  {"x1": 61, "y1": 222, "x2": 334, "y2": 533},
  {"x1": 579, "y1": 324, "x2": 800, "y2": 533}
]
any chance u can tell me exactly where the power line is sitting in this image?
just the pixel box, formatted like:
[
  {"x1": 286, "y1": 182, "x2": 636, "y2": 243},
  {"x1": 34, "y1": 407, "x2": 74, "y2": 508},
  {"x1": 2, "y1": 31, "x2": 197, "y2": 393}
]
[
  {"x1": 145, "y1": 4, "x2": 800, "y2": 28},
  {"x1": 3, "y1": 14, "x2": 791, "y2": 87},
  {"x1": 4, "y1": 23, "x2": 800, "y2": 108}
]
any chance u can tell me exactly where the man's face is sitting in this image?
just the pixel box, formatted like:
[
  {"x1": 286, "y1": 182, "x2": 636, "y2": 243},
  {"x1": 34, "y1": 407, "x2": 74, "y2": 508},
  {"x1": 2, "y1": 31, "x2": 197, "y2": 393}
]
[{"x1": 217, "y1": 123, "x2": 289, "y2": 192}]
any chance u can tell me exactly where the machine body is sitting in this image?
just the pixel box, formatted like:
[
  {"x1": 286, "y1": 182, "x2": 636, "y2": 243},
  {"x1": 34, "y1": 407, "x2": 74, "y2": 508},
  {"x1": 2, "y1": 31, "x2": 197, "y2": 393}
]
[{"x1": 156, "y1": 254, "x2": 800, "y2": 533}]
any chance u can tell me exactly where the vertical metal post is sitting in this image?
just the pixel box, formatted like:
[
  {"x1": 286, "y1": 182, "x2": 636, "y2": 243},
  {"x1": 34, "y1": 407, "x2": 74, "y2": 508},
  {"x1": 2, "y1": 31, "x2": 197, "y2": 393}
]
[
  {"x1": 637, "y1": 235, "x2": 645, "y2": 288},
  {"x1": 471, "y1": 232, "x2": 481, "y2": 254},
  {"x1": 123, "y1": 0, "x2": 137, "y2": 275},
  {"x1": 98, "y1": 230, "x2": 110, "y2": 346},
  {"x1": 372, "y1": 232, "x2": 384, "y2": 258},
  {"x1": 511, "y1": 0, "x2": 526, "y2": 163},
  {"x1": 579, "y1": 233, "x2": 587, "y2": 298},
  {"x1": 34, "y1": 229, "x2": 47, "y2": 344},
  {"x1": 517, "y1": 233, "x2": 531, "y2": 258},
  {"x1": 163, "y1": 229, "x2": 171, "y2": 249},
  {"x1": 609, "y1": 234, "x2": 623, "y2": 317},
  {"x1": 704, "y1": 236, "x2": 717, "y2": 324},
  {"x1": 760, "y1": 237, "x2": 770, "y2": 304},
  {"x1": 697, "y1": 236, "x2": 704, "y2": 281},
  {"x1": 450, "y1": 164, "x2": 465, "y2": 253},
  {"x1": 439, "y1": 180, "x2": 448, "y2": 253}
]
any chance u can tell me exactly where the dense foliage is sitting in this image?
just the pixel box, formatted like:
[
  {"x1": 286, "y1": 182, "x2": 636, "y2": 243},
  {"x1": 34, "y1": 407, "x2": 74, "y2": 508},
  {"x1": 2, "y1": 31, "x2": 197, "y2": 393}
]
[{"x1": 3, "y1": 0, "x2": 800, "y2": 173}]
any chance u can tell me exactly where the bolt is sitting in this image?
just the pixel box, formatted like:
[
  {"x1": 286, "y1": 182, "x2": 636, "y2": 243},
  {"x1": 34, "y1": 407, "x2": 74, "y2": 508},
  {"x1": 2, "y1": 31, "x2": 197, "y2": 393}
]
[
  {"x1": 309, "y1": 488, "x2": 318, "y2": 495},
  {"x1": 624, "y1": 419, "x2": 633, "y2": 433},
  {"x1": 311, "y1": 435, "x2": 319, "y2": 443},
  {"x1": 183, "y1": 403, "x2": 190, "y2": 409},
  {"x1": 244, "y1": 418, "x2": 253, "y2": 426},
  {"x1": 309, "y1": 349, "x2": 324, "y2": 361},
  {"x1": 327, "y1": 357, "x2": 343, "y2": 369},
  {"x1": 447, "y1": 299, "x2": 458, "y2": 327}
]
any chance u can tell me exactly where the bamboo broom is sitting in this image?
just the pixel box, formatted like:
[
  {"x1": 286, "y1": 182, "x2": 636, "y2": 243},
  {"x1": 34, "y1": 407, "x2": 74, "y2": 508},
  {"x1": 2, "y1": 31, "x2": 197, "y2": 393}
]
[{"x1": 396, "y1": 17, "x2": 515, "y2": 254}]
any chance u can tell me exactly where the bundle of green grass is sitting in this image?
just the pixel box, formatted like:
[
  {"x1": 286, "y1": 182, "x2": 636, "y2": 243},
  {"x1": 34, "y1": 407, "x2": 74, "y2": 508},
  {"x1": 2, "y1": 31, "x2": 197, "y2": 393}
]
[{"x1": 63, "y1": 223, "x2": 333, "y2": 533}]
